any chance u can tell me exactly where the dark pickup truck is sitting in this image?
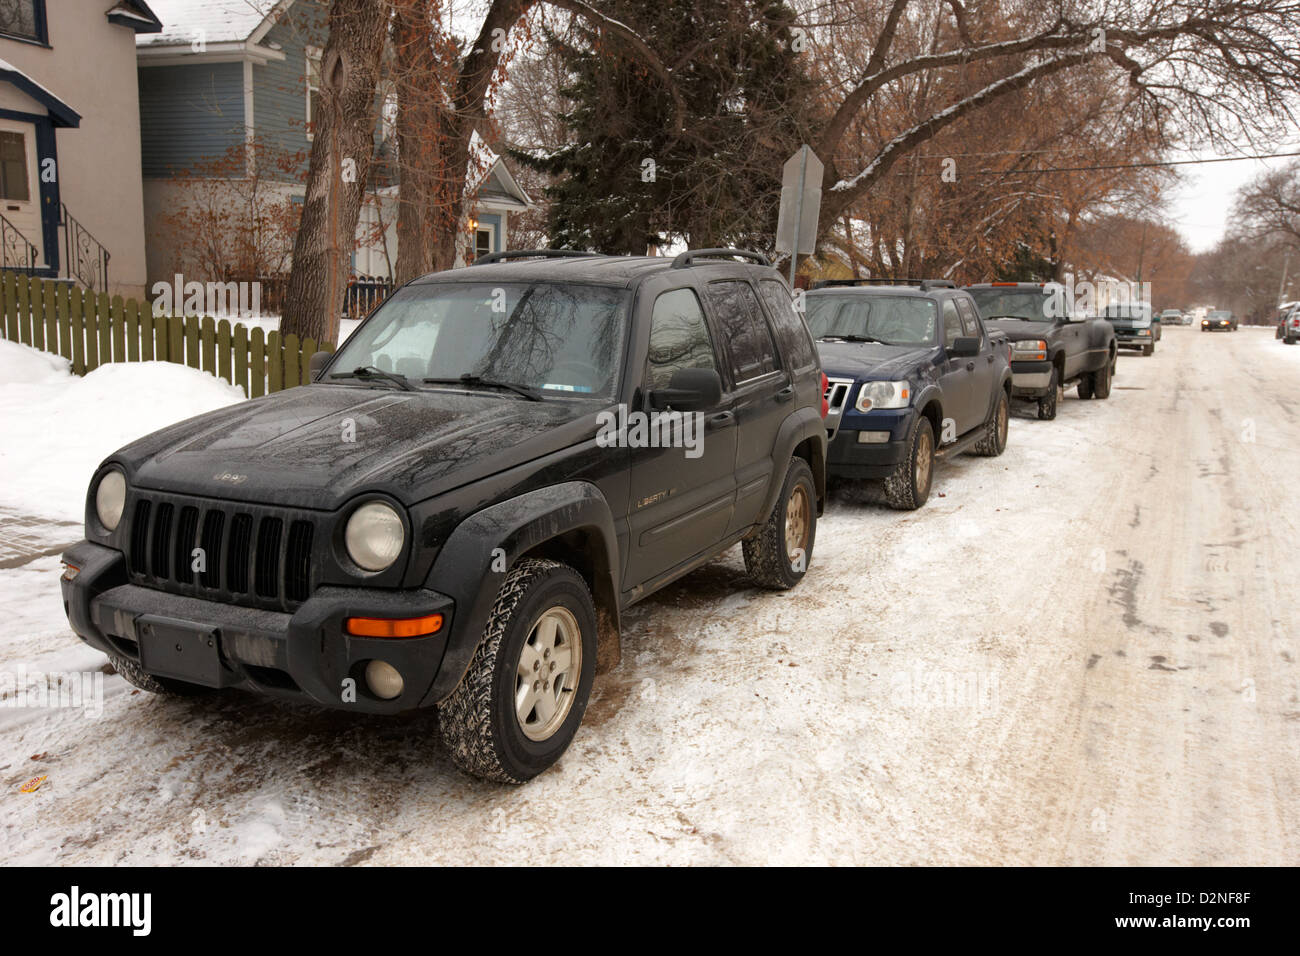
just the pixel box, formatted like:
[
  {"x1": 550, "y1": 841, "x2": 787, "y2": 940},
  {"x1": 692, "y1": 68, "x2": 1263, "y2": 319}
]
[
  {"x1": 965, "y1": 282, "x2": 1118, "y2": 420},
  {"x1": 806, "y1": 279, "x2": 1012, "y2": 510},
  {"x1": 58, "y1": 248, "x2": 828, "y2": 783},
  {"x1": 1102, "y1": 302, "x2": 1161, "y2": 356}
]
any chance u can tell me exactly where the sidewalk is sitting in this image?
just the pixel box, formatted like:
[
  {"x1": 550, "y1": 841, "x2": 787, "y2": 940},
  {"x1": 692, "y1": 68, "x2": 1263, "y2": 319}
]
[{"x1": 0, "y1": 508, "x2": 82, "y2": 569}]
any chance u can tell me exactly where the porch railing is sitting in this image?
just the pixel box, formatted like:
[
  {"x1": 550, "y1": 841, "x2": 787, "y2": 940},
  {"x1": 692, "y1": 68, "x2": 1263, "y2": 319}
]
[
  {"x1": 0, "y1": 212, "x2": 39, "y2": 275},
  {"x1": 59, "y1": 203, "x2": 110, "y2": 294}
]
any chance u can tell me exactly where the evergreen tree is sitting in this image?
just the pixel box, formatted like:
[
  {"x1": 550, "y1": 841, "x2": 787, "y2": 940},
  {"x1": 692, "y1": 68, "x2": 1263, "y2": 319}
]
[{"x1": 513, "y1": 0, "x2": 813, "y2": 255}]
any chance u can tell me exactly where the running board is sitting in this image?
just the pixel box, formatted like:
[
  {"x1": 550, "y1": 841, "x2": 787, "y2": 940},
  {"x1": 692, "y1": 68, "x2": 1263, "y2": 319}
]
[{"x1": 934, "y1": 429, "x2": 983, "y2": 460}]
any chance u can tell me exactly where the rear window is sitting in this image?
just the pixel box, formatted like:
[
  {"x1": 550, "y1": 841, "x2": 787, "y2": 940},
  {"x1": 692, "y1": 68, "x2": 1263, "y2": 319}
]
[
  {"x1": 705, "y1": 280, "x2": 780, "y2": 383},
  {"x1": 758, "y1": 280, "x2": 817, "y2": 371}
]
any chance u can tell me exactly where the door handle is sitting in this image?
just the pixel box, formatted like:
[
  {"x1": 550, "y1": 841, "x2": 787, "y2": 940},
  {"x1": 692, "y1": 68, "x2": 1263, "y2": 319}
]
[
  {"x1": 775, "y1": 385, "x2": 795, "y2": 403},
  {"x1": 707, "y1": 411, "x2": 735, "y2": 428}
]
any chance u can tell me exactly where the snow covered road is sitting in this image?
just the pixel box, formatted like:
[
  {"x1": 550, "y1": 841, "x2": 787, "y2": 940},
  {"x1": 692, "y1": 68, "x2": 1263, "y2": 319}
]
[{"x1": 2, "y1": 326, "x2": 1297, "y2": 864}]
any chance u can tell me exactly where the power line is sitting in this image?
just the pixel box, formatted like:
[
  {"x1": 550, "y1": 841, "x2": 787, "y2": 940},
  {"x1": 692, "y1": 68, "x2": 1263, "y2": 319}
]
[{"x1": 997, "y1": 150, "x2": 1300, "y2": 175}]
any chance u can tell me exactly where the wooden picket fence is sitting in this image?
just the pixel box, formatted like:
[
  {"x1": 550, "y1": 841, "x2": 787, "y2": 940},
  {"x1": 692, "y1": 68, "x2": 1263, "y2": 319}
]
[{"x1": 0, "y1": 272, "x2": 332, "y2": 398}]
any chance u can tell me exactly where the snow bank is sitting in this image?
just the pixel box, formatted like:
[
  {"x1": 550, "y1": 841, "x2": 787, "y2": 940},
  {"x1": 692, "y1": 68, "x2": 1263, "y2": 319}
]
[
  {"x1": 230, "y1": 315, "x2": 363, "y2": 344},
  {"x1": 0, "y1": 340, "x2": 246, "y2": 521}
]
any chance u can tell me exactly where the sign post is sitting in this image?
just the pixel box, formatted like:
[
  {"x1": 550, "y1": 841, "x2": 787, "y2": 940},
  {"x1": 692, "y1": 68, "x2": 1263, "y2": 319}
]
[{"x1": 775, "y1": 145, "x2": 824, "y2": 286}]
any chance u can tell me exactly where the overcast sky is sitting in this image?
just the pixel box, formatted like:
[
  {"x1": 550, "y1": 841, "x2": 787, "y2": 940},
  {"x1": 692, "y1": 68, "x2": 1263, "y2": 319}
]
[{"x1": 1168, "y1": 142, "x2": 1300, "y2": 253}]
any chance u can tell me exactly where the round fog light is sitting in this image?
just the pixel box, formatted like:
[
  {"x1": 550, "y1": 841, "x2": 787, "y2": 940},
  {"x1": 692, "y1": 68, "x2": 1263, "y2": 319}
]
[{"x1": 364, "y1": 660, "x2": 404, "y2": 700}]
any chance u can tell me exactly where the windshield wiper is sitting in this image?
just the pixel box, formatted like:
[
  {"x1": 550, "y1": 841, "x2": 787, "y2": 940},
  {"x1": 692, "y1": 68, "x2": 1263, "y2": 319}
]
[
  {"x1": 330, "y1": 366, "x2": 416, "y2": 391},
  {"x1": 422, "y1": 374, "x2": 544, "y2": 402},
  {"x1": 820, "y1": 334, "x2": 884, "y2": 344}
]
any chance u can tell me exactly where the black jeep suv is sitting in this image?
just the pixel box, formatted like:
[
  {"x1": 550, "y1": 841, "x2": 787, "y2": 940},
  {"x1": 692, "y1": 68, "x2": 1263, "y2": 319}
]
[
  {"x1": 806, "y1": 279, "x2": 1012, "y2": 510},
  {"x1": 59, "y1": 249, "x2": 827, "y2": 783}
]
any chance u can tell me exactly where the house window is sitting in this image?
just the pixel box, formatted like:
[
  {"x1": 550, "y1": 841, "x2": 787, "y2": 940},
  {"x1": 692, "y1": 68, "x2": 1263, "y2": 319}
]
[
  {"x1": 305, "y1": 46, "x2": 322, "y2": 137},
  {"x1": 0, "y1": 131, "x2": 30, "y2": 202},
  {"x1": 0, "y1": 0, "x2": 46, "y2": 44},
  {"x1": 378, "y1": 83, "x2": 397, "y2": 144},
  {"x1": 475, "y1": 227, "x2": 493, "y2": 260}
]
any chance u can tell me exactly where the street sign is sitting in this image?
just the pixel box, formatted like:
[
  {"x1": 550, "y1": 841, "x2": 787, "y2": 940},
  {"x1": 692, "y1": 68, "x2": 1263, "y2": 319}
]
[{"x1": 776, "y1": 145, "x2": 823, "y2": 283}]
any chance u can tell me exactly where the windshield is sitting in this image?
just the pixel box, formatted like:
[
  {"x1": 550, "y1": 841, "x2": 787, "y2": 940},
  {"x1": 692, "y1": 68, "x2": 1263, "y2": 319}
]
[
  {"x1": 1102, "y1": 305, "x2": 1152, "y2": 322},
  {"x1": 966, "y1": 288, "x2": 1056, "y2": 322},
  {"x1": 1208, "y1": 310, "x2": 1231, "y2": 319},
  {"x1": 804, "y1": 294, "x2": 937, "y2": 346},
  {"x1": 330, "y1": 281, "x2": 630, "y2": 399}
]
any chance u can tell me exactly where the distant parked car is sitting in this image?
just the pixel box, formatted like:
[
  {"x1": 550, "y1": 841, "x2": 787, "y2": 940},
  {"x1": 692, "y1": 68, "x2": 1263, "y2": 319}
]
[
  {"x1": 806, "y1": 279, "x2": 1012, "y2": 510},
  {"x1": 965, "y1": 281, "x2": 1117, "y2": 420},
  {"x1": 1280, "y1": 306, "x2": 1300, "y2": 344},
  {"x1": 1202, "y1": 310, "x2": 1238, "y2": 332},
  {"x1": 1159, "y1": 309, "x2": 1183, "y2": 325},
  {"x1": 1104, "y1": 302, "x2": 1161, "y2": 356}
]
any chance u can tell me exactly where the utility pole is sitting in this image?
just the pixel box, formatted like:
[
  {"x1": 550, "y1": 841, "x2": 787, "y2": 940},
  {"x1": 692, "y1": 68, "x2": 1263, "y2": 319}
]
[{"x1": 1278, "y1": 248, "x2": 1291, "y2": 306}]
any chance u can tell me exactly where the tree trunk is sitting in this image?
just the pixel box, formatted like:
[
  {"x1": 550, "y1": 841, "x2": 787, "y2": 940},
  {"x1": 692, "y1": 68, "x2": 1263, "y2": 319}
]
[{"x1": 281, "y1": 0, "x2": 388, "y2": 345}]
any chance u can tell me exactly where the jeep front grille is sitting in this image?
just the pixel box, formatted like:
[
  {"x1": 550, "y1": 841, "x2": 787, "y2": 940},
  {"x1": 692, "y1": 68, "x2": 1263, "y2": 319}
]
[{"x1": 124, "y1": 492, "x2": 317, "y2": 611}]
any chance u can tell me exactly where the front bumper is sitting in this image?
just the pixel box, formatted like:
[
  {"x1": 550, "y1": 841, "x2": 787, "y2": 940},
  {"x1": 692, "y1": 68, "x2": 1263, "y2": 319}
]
[
  {"x1": 60, "y1": 540, "x2": 454, "y2": 713},
  {"x1": 1114, "y1": 330, "x2": 1154, "y2": 349},
  {"x1": 826, "y1": 408, "x2": 912, "y2": 479},
  {"x1": 1202, "y1": 323, "x2": 1232, "y2": 331},
  {"x1": 1009, "y1": 360, "x2": 1053, "y2": 397}
]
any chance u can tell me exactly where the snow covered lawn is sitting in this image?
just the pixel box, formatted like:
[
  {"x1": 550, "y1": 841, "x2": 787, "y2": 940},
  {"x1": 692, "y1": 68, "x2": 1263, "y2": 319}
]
[{"x1": 0, "y1": 340, "x2": 246, "y2": 523}]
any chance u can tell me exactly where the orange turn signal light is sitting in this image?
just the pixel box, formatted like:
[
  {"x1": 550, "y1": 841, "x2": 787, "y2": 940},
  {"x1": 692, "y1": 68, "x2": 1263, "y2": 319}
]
[{"x1": 345, "y1": 613, "x2": 444, "y2": 639}]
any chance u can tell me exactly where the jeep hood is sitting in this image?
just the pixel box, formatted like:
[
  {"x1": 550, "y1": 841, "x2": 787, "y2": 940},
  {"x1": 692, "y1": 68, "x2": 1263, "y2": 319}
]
[
  {"x1": 111, "y1": 384, "x2": 601, "y2": 510},
  {"x1": 816, "y1": 340, "x2": 936, "y2": 381}
]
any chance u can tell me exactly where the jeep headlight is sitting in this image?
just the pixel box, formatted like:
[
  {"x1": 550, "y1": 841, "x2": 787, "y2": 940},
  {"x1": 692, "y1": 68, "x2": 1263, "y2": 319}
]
[
  {"x1": 855, "y1": 380, "x2": 910, "y2": 412},
  {"x1": 345, "y1": 501, "x2": 405, "y2": 571},
  {"x1": 95, "y1": 469, "x2": 126, "y2": 532}
]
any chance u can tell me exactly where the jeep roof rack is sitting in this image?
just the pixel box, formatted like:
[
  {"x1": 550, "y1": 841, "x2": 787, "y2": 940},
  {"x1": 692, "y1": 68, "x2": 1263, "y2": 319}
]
[
  {"x1": 670, "y1": 248, "x2": 771, "y2": 269},
  {"x1": 813, "y1": 277, "x2": 956, "y2": 291},
  {"x1": 472, "y1": 249, "x2": 598, "y2": 265}
]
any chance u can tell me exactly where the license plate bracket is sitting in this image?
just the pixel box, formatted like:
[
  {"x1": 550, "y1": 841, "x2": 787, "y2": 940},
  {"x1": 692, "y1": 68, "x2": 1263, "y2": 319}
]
[{"x1": 136, "y1": 615, "x2": 227, "y2": 687}]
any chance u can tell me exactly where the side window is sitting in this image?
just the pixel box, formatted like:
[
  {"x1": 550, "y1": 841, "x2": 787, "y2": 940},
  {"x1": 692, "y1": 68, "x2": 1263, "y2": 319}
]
[
  {"x1": 759, "y1": 279, "x2": 817, "y2": 371},
  {"x1": 705, "y1": 280, "x2": 779, "y2": 383},
  {"x1": 941, "y1": 299, "x2": 963, "y2": 348},
  {"x1": 646, "y1": 289, "x2": 719, "y2": 391},
  {"x1": 955, "y1": 297, "x2": 982, "y2": 339}
]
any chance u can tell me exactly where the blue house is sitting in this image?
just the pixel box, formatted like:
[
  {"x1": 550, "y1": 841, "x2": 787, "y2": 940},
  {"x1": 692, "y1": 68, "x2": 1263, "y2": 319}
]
[{"x1": 136, "y1": 0, "x2": 531, "y2": 289}]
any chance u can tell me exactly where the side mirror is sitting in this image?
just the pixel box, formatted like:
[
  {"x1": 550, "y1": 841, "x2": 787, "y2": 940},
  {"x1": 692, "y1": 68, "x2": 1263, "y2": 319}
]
[
  {"x1": 949, "y1": 336, "x2": 980, "y2": 358},
  {"x1": 308, "y1": 350, "x2": 333, "y2": 382},
  {"x1": 649, "y1": 367, "x2": 722, "y2": 411}
]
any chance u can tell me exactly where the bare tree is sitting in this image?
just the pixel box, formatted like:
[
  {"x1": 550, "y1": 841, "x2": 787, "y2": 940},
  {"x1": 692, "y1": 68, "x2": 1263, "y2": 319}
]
[
  {"x1": 1231, "y1": 161, "x2": 1300, "y2": 246},
  {"x1": 803, "y1": 0, "x2": 1300, "y2": 261},
  {"x1": 281, "y1": 0, "x2": 390, "y2": 344}
]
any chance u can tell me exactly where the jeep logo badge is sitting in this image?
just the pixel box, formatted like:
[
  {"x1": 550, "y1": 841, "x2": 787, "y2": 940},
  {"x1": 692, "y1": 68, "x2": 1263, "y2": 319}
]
[{"x1": 213, "y1": 472, "x2": 248, "y2": 484}]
